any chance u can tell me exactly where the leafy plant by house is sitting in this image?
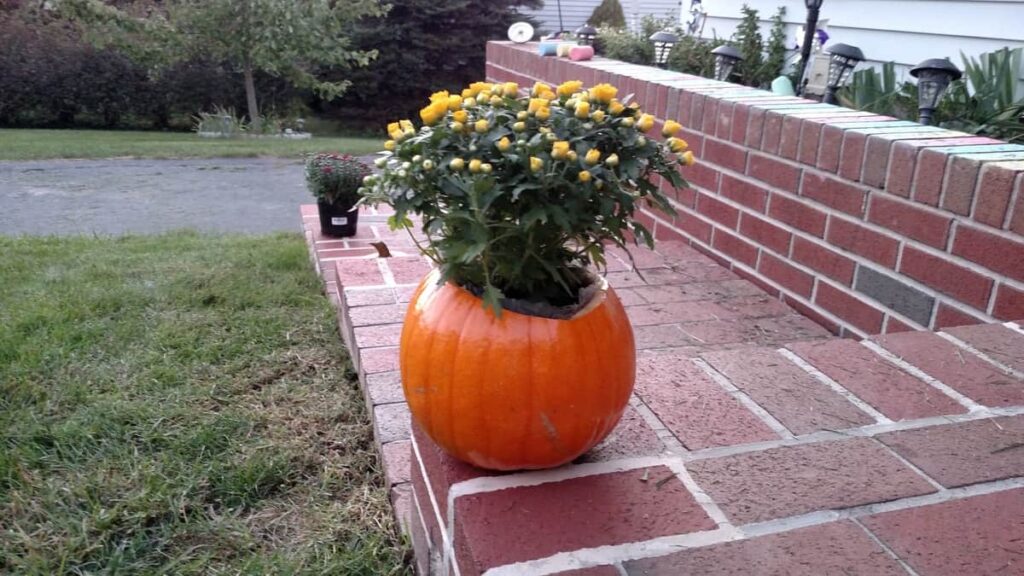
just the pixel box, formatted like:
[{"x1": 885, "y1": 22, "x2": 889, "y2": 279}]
[
  {"x1": 306, "y1": 153, "x2": 371, "y2": 205},
  {"x1": 763, "y1": 7, "x2": 789, "y2": 84},
  {"x1": 733, "y1": 5, "x2": 764, "y2": 87},
  {"x1": 588, "y1": 0, "x2": 626, "y2": 28},
  {"x1": 360, "y1": 80, "x2": 693, "y2": 312},
  {"x1": 666, "y1": 35, "x2": 726, "y2": 77}
]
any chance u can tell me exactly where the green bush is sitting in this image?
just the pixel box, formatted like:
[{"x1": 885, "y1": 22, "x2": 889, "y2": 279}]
[
  {"x1": 589, "y1": 0, "x2": 626, "y2": 28},
  {"x1": 666, "y1": 36, "x2": 726, "y2": 77}
]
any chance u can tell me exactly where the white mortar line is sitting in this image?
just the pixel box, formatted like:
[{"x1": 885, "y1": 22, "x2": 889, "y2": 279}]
[
  {"x1": 778, "y1": 348, "x2": 893, "y2": 424},
  {"x1": 691, "y1": 357, "x2": 796, "y2": 439},
  {"x1": 614, "y1": 564, "x2": 629, "y2": 576},
  {"x1": 1006, "y1": 321, "x2": 1024, "y2": 337},
  {"x1": 483, "y1": 476, "x2": 1024, "y2": 576},
  {"x1": 859, "y1": 340, "x2": 984, "y2": 412},
  {"x1": 663, "y1": 459, "x2": 734, "y2": 528},
  {"x1": 629, "y1": 395, "x2": 688, "y2": 454},
  {"x1": 850, "y1": 518, "x2": 922, "y2": 576},
  {"x1": 870, "y1": 437, "x2": 947, "y2": 492},
  {"x1": 410, "y1": 432, "x2": 461, "y2": 576},
  {"x1": 375, "y1": 258, "x2": 397, "y2": 287},
  {"x1": 937, "y1": 331, "x2": 1024, "y2": 379}
]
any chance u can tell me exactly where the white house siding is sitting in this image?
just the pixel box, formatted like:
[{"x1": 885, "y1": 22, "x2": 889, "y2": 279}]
[
  {"x1": 519, "y1": 0, "x2": 682, "y2": 34},
  {"x1": 696, "y1": 0, "x2": 1024, "y2": 95}
]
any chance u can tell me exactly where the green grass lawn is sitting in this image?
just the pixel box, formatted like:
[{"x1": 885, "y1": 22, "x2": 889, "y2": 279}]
[
  {"x1": 0, "y1": 232, "x2": 409, "y2": 574},
  {"x1": 0, "y1": 129, "x2": 383, "y2": 161}
]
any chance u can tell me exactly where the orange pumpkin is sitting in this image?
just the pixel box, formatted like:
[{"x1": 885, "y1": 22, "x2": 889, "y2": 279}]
[{"x1": 400, "y1": 269, "x2": 636, "y2": 470}]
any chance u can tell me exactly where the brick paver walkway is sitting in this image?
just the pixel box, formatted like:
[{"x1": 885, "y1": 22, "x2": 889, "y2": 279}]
[{"x1": 301, "y1": 205, "x2": 1024, "y2": 576}]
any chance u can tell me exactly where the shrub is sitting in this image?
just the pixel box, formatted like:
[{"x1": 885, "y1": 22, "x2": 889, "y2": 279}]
[
  {"x1": 361, "y1": 80, "x2": 693, "y2": 312},
  {"x1": 666, "y1": 36, "x2": 726, "y2": 77},
  {"x1": 588, "y1": 0, "x2": 625, "y2": 28},
  {"x1": 306, "y1": 153, "x2": 372, "y2": 205}
]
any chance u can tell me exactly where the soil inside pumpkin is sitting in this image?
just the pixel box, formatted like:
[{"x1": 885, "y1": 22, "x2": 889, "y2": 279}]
[{"x1": 462, "y1": 270, "x2": 602, "y2": 320}]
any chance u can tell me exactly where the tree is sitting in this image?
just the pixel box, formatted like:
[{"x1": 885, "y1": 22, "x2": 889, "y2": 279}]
[
  {"x1": 589, "y1": 0, "x2": 626, "y2": 28},
  {"x1": 733, "y1": 5, "x2": 764, "y2": 88},
  {"x1": 59, "y1": 0, "x2": 388, "y2": 130}
]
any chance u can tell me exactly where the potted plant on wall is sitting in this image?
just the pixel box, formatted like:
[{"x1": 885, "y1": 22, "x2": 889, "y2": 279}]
[
  {"x1": 361, "y1": 80, "x2": 694, "y2": 470},
  {"x1": 306, "y1": 153, "x2": 371, "y2": 237}
]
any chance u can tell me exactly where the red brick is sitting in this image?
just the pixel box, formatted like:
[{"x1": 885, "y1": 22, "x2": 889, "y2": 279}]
[
  {"x1": 941, "y1": 156, "x2": 981, "y2": 216},
  {"x1": 636, "y1": 351, "x2": 777, "y2": 449},
  {"x1": 349, "y1": 303, "x2": 406, "y2": 327},
  {"x1": 973, "y1": 163, "x2": 1018, "y2": 227},
  {"x1": 552, "y1": 567, "x2": 620, "y2": 576},
  {"x1": 714, "y1": 294, "x2": 795, "y2": 319},
  {"x1": 454, "y1": 466, "x2": 716, "y2": 572},
  {"x1": 862, "y1": 489, "x2": 1024, "y2": 576},
  {"x1": 627, "y1": 300, "x2": 731, "y2": 326},
  {"x1": 386, "y1": 256, "x2": 432, "y2": 284},
  {"x1": 782, "y1": 294, "x2": 841, "y2": 335},
  {"x1": 758, "y1": 252, "x2": 814, "y2": 297},
  {"x1": 366, "y1": 371, "x2": 404, "y2": 405},
  {"x1": 625, "y1": 521, "x2": 906, "y2": 576},
  {"x1": 993, "y1": 283, "x2": 1024, "y2": 320},
  {"x1": 761, "y1": 111, "x2": 784, "y2": 154},
  {"x1": 944, "y1": 323, "x2": 1024, "y2": 373},
  {"x1": 867, "y1": 194, "x2": 951, "y2": 249},
  {"x1": 788, "y1": 339, "x2": 966, "y2": 420},
  {"x1": 797, "y1": 121, "x2": 823, "y2": 166},
  {"x1": 729, "y1": 103, "x2": 750, "y2": 144},
  {"x1": 739, "y1": 213, "x2": 791, "y2": 254},
  {"x1": 886, "y1": 141, "x2": 917, "y2": 197},
  {"x1": 827, "y1": 217, "x2": 900, "y2": 268},
  {"x1": 684, "y1": 162, "x2": 720, "y2": 194},
  {"x1": 360, "y1": 345, "x2": 400, "y2": 374},
  {"x1": 815, "y1": 282, "x2": 885, "y2": 334},
  {"x1": 381, "y1": 440, "x2": 412, "y2": 488},
  {"x1": 911, "y1": 148, "x2": 949, "y2": 206},
  {"x1": 373, "y1": 402, "x2": 410, "y2": 443},
  {"x1": 745, "y1": 107, "x2": 766, "y2": 148},
  {"x1": 720, "y1": 174, "x2": 768, "y2": 212},
  {"x1": 354, "y1": 323, "x2": 404, "y2": 348},
  {"x1": 933, "y1": 303, "x2": 985, "y2": 329},
  {"x1": 696, "y1": 192, "x2": 740, "y2": 229},
  {"x1": 880, "y1": 415, "x2": 1024, "y2": 488},
  {"x1": 768, "y1": 194, "x2": 828, "y2": 237},
  {"x1": 951, "y1": 224, "x2": 1024, "y2": 283},
  {"x1": 838, "y1": 131, "x2": 867, "y2": 181},
  {"x1": 345, "y1": 287, "x2": 398, "y2": 307},
  {"x1": 668, "y1": 212, "x2": 710, "y2": 245},
  {"x1": 413, "y1": 423, "x2": 493, "y2": 520},
  {"x1": 817, "y1": 125, "x2": 844, "y2": 173},
  {"x1": 334, "y1": 258, "x2": 386, "y2": 287},
  {"x1": 885, "y1": 315, "x2": 916, "y2": 333},
  {"x1": 876, "y1": 331, "x2": 1024, "y2": 407},
  {"x1": 862, "y1": 136, "x2": 891, "y2": 188},
  {"x1": 792, "y1": 237, "x2": 856, "y2": 285},
  {"x1": 749, "y1": 154, "x2": 801, "y2": 192},
  {"x1": 713, "y1": 100, "x2": 734, "y2": 139},
  {"x1": 800, "y1": 172, "x2": 867, "y2": 217},
  {"x1": 689, "y1": 438, "x2": 936, "y2": 523},
  {"x1": 1010, "y1": 173, "x2": 1024, "y2": 234},
  {"x1": 712, "y1": 228, "x2": 759, "y2": 267},
  {"x1": 702, "y1": 348, "x2": 874, "y2": 434},
  {"x1": 704, "y1": 139, "x2": 747, "y2": 174},
  {"x1": 579, "y1": 404, "x2": 664, "y2": 462},
  {"x1": 899, "y1": 245, "x2": 994, "y2": 309},
  {"x1": 779, "y1": 116, "x2": 802, "y2": 160},
  {"x1": 632, "y1": 279, "x2": 762, "y2": 304},
  {"x1": 701, "y1": 97, "x2": 719, "y2": 134}
]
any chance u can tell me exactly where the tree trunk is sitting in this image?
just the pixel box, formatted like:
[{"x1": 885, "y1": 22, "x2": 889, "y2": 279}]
[{"x1": 243, "y1": 62, "x2": 260, "y2": 133}]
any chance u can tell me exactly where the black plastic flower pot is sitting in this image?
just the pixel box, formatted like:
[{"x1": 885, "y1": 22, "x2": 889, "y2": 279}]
[{"x1": 317, "y1": 200, "x2": 360, "y2": 237}]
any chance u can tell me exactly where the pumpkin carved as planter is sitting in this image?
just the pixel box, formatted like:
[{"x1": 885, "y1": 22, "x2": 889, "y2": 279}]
[{"x1": 401, "y1": 269, "x2": 635, "y2": 470}]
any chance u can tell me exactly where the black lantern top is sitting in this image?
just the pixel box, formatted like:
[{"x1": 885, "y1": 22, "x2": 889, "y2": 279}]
[
  {"x1": 911, "y1": 58, "x2": 963, "y2": 119},
  {"x1": 575, "y1": 24, "x2": 598, "y2": 46},
  {"x1": 649, "y1": 30, "x2": 679, "y2": 66},
  {"x1": 826, "y1": 43, "x2": 865, "y2": 88},
  {"x1": 711, "y1": 45, "x2": 743, "y2": 82}
]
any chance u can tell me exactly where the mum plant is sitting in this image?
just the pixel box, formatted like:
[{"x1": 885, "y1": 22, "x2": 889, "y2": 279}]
[
  {"x1": 307, "y1": 152, "x2": 371, "y2": 236},
  {"x1": 361, "y1": 79, "x2": 693, "y2": 313}
]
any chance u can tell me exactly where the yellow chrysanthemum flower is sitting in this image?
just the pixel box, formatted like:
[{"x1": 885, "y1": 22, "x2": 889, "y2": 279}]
[
  {"x1": 430, "y1": 90, "x2": 450, "y2": 103},
  {"x1": 528, "y1": 98, "x2": 549, "y2": 114},
  {"x1": 530, "y1": 156, "x2": 544, "y2": 172},
  {"x1": 575, "y1": 101, "x2": 591, "y2": 119},
  {"x1": 450, "y1": 158, "x2": 465, "y2": 171},
  {"x1": 475, "y1": 119, "x2": 489, "y2": 133},
  {"x1": 608, "y1": 100, "x2": 625, "y2": 115},
  {"x1": 662, "y1": 120, "x2": 682, "y2": 137},
  {"x1": 419, "y1": 99, "x2": 448, "y2": 126},
  {"x1": 503, "y1": 82, "x2": 519, "y2": 96},
  {"x1": 591, "y1": 110, "x2": 606, "y2": 123},
  {"x1": 387, "y1": 122, "x2": 403, "y2": 141},
  {"x1": 384, "y1": 140, "x2": 396, "y2": 151},
  {"x1": 539, "y1": 90, "x2": 557, "y2": 101},
  {"x1": 637, "y1": 114, "x2": 655, "y2": 132},
  {"x1": 452, "y1": 110, "x2": 468, "y2": 123},
  {"x1": 585, "y1": 149, "x2": 600, "y2": 165},
  {"x1": 489, "y1": 95, "x2": 504, "y2": 107},
  {"x1": 448, "y1": 95, "x2": 463, "y2": 111},
  {"x1": 556, "y1": 80, "x2": 583, "y2": 97},
  {"x1": 578, "y1": 170, "x2": 592, "y2": 182},
  {"x1": 552, "y1": 141, "x2": 570, "y2": 159},
  {"x1": 496, "y1": 137, "x2": 511, "y2": 152},
  {"x1": 667, "y1": 137, "x2": 688, "y2": 153},
  {"x1": 467, "y1": 82, "x2": 492, "y2": 97},
  {"x1": 461, "y1": 88, "x2": 473, "y2": 98},
  {"x1": 589, "y1": 83, "x2": 618, "y2": 103},
  {"x1": 532, "y1": 81, "x2": 552, "y2": 97},
  {"x1": 536, "y1": 107, "x2": 551, "y2": 121},
  {"x1": 469, "y1": 159, "x2": 482, "y2": 173}
]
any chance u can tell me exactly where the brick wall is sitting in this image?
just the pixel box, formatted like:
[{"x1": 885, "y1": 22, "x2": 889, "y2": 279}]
[{"x1": 486, "y1": 41, "x2": 1024, "y2": 337}]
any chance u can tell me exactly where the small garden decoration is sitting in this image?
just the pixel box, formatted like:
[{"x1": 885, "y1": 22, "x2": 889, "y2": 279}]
[
  {"x1": 361, "y1": 80, "x2": 694, "y2": 470},
  {"x1": 306, "y1": 152, "x2": 371, "y2": 237}
]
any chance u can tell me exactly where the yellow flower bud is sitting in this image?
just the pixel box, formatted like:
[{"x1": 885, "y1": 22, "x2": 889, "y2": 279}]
[
  {"x1": 450, "y1": 121, "x2": 465, "y2": 133},
  {"x1": 605, "y1": 153, "x2": 619, "y2": 167},
  {"x1": 539, "y1": 90, "x2": 557, "y2": 101},
  {"x1": 467, "y1": 82, "x2": 492, "y2": 96},
  {"x1": 475, "y1": 119, "x2": 489, "y2": 133},
  {"x1": 621, "y1": 117, "x2": 635, "y2": 128},
  {"x1": 490, "y1": 95, "x2": 504, "y2": 107},
  {"x1": 461, "y1": 88, "x2": 473, "y2": 98},
  {"x1": 384, "y1": 140, "x2": 396, "y2": 151},
  {"x1": 422, "y1": 159, "x2": 434, "y2": 170},
  {"x1": 556, "y1": 80, "x2": 583, "y2": 97},
  {"x1": 636, "y1": 135, "x2": 647, "y2": 147},
  {"x1": 595, "y1": 179, "x2": 604, "y2": 190},
  {"x1": 532, "y1": 81, "x2": 552, "y2": 97},
  {"x1": 585, "y1": 148, "x2": 600, "y2": 165},
  {"x1": 536, "y1": 107, "x2": 551, "y2": 121},
  {"x1": 575, "y1": 101, "x2": 591, "y2": 119},
  {"x1": 503, "y1": 82, "x2": 519, "y2": 96},
  {"x1": 469, "y1": 158, "x2": 482, "y2": 173},
  {"x1": 668, "y1": 137, "x2": 688, "y2": 153},
  {"x1": 637, "y1": 114, "x2": 655, "y2": 132},
  {"x1": 496, "y1": 136, "x2": 511, "y2": 152},
  {"x1": 578, "y1": 170, "x2": 592, "y2": 183},
  {"x1": 565, "y1": 98, "x2": 577, "y2": 109},
  {"x1": 545, "y1": 132, "x2": 557, "y2": 142},
  {"x1": 450, "y1": 158, "x2": 465, "y2": 171},
  {"x1": 680, "y1": 151, "x2": 696, "y2": 166},
  {"x1": 530, "y1": 156, "x2": 544, "y2": 172},
  {"x1": 575, "y1": 91, "x2": 589, "y2": 102},
  {"x1": 591, "y1": 110, "x2": 606, "y2": 123},
  {"x1": 448, "y1": 95, "x2": 463, "y2": 111},
  {"x1": 387, "y1": 121, "x2": 402, "y2": 141},
  {"x1": 567, "y1": 150, "x2": 577, "y2": 162},
  {"x1": 491, "y1": 84, "x2": 503, "y2": 96},
  {"x1": 517, "y1": 111, "x2": 528, "y2": 121},
  {"x1": 476, "y1": 93, "x2": 488, "y2": 105},
  {"x1": 481, "y1": 163, "x2": 493, "y2": 174},
  {"x1": 662, "y1": 119, "x2": 683, "y2": 137},
  {"x1": 552, "y1": 140, "x2": 570, "y2": 159},
  {"x1": 528, "y1": 98, "x2": 548, "y2": 114},
  {"x1": 513, "y1": 121, "x2": 526, "y2": 132},
  {"x1": 608, "y1": 100, "x2": 625, "y2": 115},
  {"x1": 588, "y1": 83, "x2": 618, "y2": 104},
  {"x1": 453, "y1": 110, "x2": 468, "y2": 123},
  {"x1": 463, "y1": 97, "x2": 476, "y2": 108}
]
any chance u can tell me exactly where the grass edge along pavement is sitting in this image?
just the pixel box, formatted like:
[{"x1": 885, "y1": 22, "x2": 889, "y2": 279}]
[
  {"x1": 0, "y1": 129, "x2": 383, "y2": 161},
  {"x1": 0, "y1": 231, "x2": 411, "y2": 575}
]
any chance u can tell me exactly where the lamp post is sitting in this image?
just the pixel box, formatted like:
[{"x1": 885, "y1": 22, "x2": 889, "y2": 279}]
[
  {"x1": 822, "y1": 43, "x2": 864, "y2": 104},
  {"x1": 649, "y1": 30, "x2": 679, "y2": 68},
  {"x1": 575, "y1": 24, "x2": 597, "y2": 46},
  {"x1": 711, "y1": 45, "x2": 743, "y2": 82},
  {"x1": 910, "y1": 58, "x2": 962, "y2": 125},
  {"x1": 796, "y1": 0, "x2": 825, "y2": 93}
]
